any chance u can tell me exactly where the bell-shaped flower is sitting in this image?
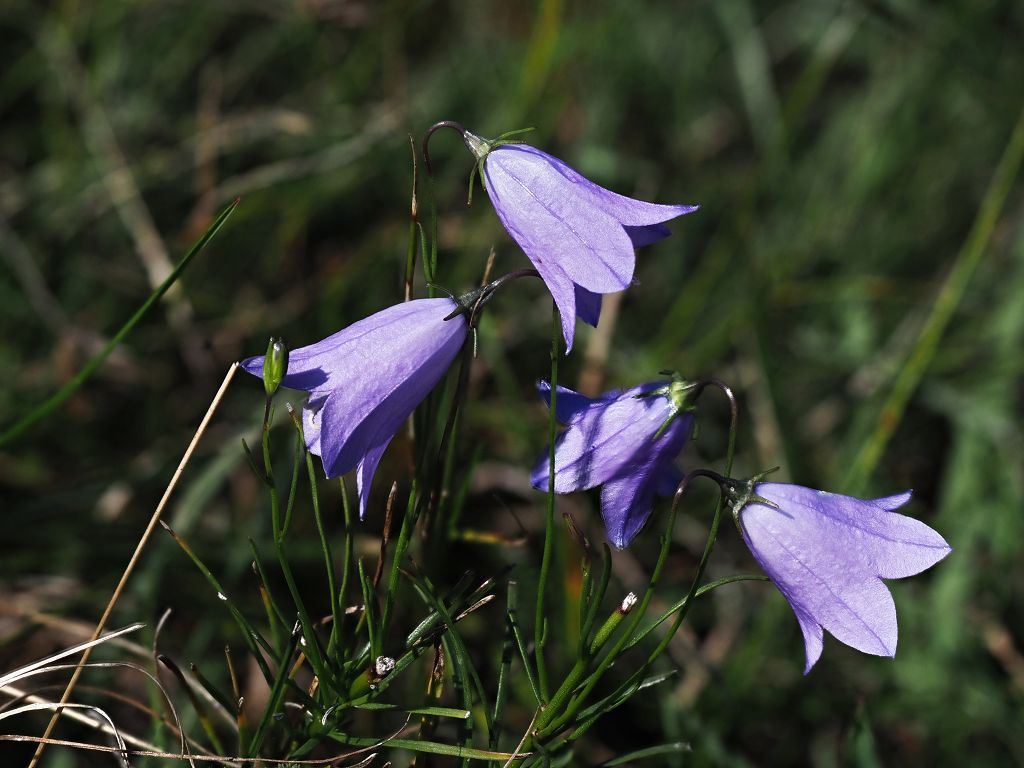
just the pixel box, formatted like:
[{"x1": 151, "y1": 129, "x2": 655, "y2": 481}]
[
  {"x1": 242, "y1": 298, "x2": 468, "y2": 519},
  {"x1": 530, "y1": 380, "x2": 694, "y2": 548},
  {"x1": 733, "y1": 482, "x2": 951, "y2": 673},
  {"x1": 463, "y1": 131, "x2": 697, "y2": 351}
]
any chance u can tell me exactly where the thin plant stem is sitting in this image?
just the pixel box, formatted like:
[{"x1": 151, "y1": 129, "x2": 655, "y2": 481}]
[
  {"x1": 535, "y1": 381, "x2": 738, "y2": 740},
  {"x1": 404, "y1": 134, "x2": 419, "y2": 302},
  {"x1": 337, "y1": 477, "x2": 355, "y2": 641},
  {"x1": 535, "y1": 305, "x2": 560, "y2": 702},
  {"x1": 28, "y1": 363, "x2": 239, "y2": 768}
]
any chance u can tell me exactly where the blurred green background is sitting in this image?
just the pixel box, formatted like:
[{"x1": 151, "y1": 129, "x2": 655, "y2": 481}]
[{"x1": 2, "y1": 0, "x2": 1023, "y2": 765}]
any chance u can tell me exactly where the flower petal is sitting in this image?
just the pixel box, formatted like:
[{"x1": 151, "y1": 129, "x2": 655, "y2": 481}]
[
  {"x1": 600, "y1": 471, "x2": 659, "y2": 549},
  {"x1": 317, "y1": 308, "x2": 466, "y2": 480},
  {"x1": 624, "y1": 223, "x2": 671, "y2": 248},
  {"x1": 241, "y1": 299, "x2": 451, "y2": 396},
  {"x1": 508, "y1": 145, "x2": 699, "y2": 227},
  {"x1": 355, "y1": 440, "x2": 390, "y2": 521},
  {"x1": 534, "y1": 381, "x2": 598, "y2": 425},
  {"x1": 793, "y1": 604, "x2": 825, "y2": 674},
  {"x1": 525, "y1": 250, "x2": 581, "y2": 350},
  {"x1": 574, "y1": 285, "x2": 603, "y2": 327},
  {"x1": 485, "y1": 146, "x2": 636, "y2": 294},
  {"x1": 531, "y1": 385, "x2": 671, "y2": 492},
  {"x1": 302, "y1": 392, "x2": 327, "y2": 456},
  {"x1": 741, "y1": 500, "x2": 898, "y2": 660},
  {"x1": 755, "y1": 484, "x2": 951, "y2": 580}
]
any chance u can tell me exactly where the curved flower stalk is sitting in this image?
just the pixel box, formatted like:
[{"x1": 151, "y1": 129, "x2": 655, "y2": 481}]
[
  {"x1": 242, "y1": 298, "x2": 468, "y2": 518},
  {"x1": 425, "y1": 122, "x2": 698, "y2": 351},
  {"x1": 530, "y1": 380, "x2": 694, "y2": 548},
  {"x1": 731, "y1": 481, "x2": 952, "y2": 672}
]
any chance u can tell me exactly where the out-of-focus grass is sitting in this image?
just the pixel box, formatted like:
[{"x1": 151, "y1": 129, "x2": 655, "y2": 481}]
[{"x1": 1, "y1": 0, "x2": 1022, "y2": 765}]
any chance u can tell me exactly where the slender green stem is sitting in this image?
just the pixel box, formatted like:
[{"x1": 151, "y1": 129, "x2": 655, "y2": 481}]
[
  {"x1": 535, "y1": 305, "x2": 560, "y2": 701},
  {"x1": 404, "y1": 135, "x2": 419, "y2": 302},
  {"x1": 262, "y1": 398, "x2": 332, "y2": 695},
  {"x1": 537, "y1": 382, "x2": 739, "y2": 740},
  {"x1": 308, "y1": 449, "x2": 340, "y2": 655},
  {"x1": 337, "y1": 477, "x2": 355, "y2": 641},
  {"x1": 0, "y1": 199, "x2": 238, "y2": 447}
]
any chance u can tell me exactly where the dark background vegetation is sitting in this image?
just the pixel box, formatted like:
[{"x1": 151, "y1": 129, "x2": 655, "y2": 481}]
[{"x1": 2, "y1": 0, "x2": 1023, "y2": 765}]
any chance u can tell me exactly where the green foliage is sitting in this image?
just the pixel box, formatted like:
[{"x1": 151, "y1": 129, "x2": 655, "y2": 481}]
[{"x1": 2, "y1": 0, "x2": 1023, "y2": 765}]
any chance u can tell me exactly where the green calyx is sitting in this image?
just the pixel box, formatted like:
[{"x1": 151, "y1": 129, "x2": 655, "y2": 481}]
[
  {"x1": 461, "y1": 127, "x2": 536, "y2": 206},
  {"x1": 719, "y1": 467, "x2": 781, "y2": 522},
  {"x1": 637, "y1": 370, "x2": 700, "y2": 440}
]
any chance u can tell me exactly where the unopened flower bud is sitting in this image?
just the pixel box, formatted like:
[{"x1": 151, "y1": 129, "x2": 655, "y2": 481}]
[{"x1": 262, "y1": 338, "x2": 288, "y2": 397}]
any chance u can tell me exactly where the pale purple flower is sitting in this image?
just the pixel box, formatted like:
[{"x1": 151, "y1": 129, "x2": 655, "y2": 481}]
[
  {"x1": 470, "y1": 135, "x2": 697, "y2": 351},
  {"x1": 734, "y1": 482, "x2": 951, "y2": 673},
  {"x1": 530, "y1": 380, "x2": 694, "y2": 548},
  {"x1": 242, "y1": 298, "x2": 468, "y2": 519}
]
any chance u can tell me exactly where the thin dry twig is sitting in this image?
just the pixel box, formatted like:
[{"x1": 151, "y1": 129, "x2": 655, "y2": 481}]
[{"x1": 30, "y1": 363, "x2": 240, "y2": 767}]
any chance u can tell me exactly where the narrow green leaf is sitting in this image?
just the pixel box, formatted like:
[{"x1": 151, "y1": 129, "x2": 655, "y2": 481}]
[
  {"x1": 0, "y1": 199, "x2": 239, "y2": 446},
  {"x1": 600, "y1": 742, "x2": 691, "y2": 766}
]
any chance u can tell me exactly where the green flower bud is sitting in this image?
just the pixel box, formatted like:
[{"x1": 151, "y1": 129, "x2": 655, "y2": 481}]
[{"x1": 262, "y1": 338, "x2": 288, "y2": 397}]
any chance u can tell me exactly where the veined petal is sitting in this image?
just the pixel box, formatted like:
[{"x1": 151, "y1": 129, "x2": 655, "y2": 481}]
[
  {"x1": 241, "y1": 299, "x2": 451, "y2": 396},
  {"x1": 526, "y1": 252, "x2": 581, "y2": 351},
  {"x1": 754, "y1": 484, "x2": 951, "y2": 580},
  {"x1": 740, "y1": 503, "x2": 898, "y2": 660},
  {"x1": 317, "y1": 306, "x2": 467, "y2": 480},
  {"x1": 600, "y1": 471, "x2": 659, "y2": 549},
  {"x1": 484, "y1": 146, "x2": 636, "y2": 294},
  {"x1": 531, "y1": 384, "x2": 672, "y2": 492},
  {"x1": 534, "y1": 381, "x2": 598, "y2": 425},
  {"x1": 507, "y1": 145, "x2": 699, "y2": 227},
  {"x1": 597, "y1": 411, "x2": 692, "y2": 548}
]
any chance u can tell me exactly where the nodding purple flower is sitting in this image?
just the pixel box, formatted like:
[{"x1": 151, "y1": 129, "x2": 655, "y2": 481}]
[
  {"x1": 732, "y1": 482, "x2": 951, "y2": 673},
  {"x1": 530, "y1": 380, "x2": 694, "y2": 548},
  {"x1": 242, "y1": 298, "x2": 468, "y2": 519},
  {"x1": 463, "y1": 131, "x2": 697, "y2": 352}
]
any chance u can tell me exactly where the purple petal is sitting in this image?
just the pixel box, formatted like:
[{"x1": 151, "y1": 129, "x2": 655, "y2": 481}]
[
  {"x1": 624, "y1": 223, "x2": 672, "y2": 248},
  {"x1": 301, "y1": 393, "x2": 328, "y2": 456},
  {"x1": 574, "y1": 285, "x2": 603, "y2": 327},
  {"x1": 740, "y1": 502, "x2": 898, "y2": 661},
  {"x1": 600, "y1": 471, "x2": 659, "y2": 549},
  {"x1": 754, "y1": 484, "x2": 951, "y2": 580},
  {"x1": 653, "y1": 461, "x2": 683, "y2": 498},
  {"x1": 535, "y1": 380, "x2": 597, "y2": 425},
  {"x1": 317, "y1": 305, "x2": 466, "y2": 480},
  {"x1": 793, "y1": 604, "x2": 824, "y2": 674},
  {"x1": 241, "y1": 299, "x2": 452, "y2": 395},
  {"x1": 484, "y1": 146, "x2": 636, "y2": 294},
  {"x1": 597, "y1": 412, "x2": 692, "y2": 548},
  {"x1": 525, "y1": 251, "x2": 580, "y2": 351},
  {"x1": 355, "y1": 440, "x2": 389, "y2": 520},
  {"x1": 505, "y1": 145, "x2": 699, "y2": 227},
  {"x1": 869, "y1": 491, "x2": 914, "y2": 510},
  {"x1": 531, "y1": 385, "x2": 671, "y2": 492}
]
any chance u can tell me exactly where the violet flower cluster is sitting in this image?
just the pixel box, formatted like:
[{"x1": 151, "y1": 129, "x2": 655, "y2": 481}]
[{"x1": 243, "y1": 122, "x2": 950, "y2": 673}]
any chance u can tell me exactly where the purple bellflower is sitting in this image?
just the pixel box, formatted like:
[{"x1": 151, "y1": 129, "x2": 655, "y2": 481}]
[
  {"x1": 730, "y1": 481, "x2": 951, "y2": 673},
  {"x1": 530, "y1": 380, "x2": 694, "y2": 548},
  {"x1": 445, "y1": 126, "x2": 697, "y2": 352},
  {"x1": 242, "y1": 298, "x2": 468, "y2": 519}
]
